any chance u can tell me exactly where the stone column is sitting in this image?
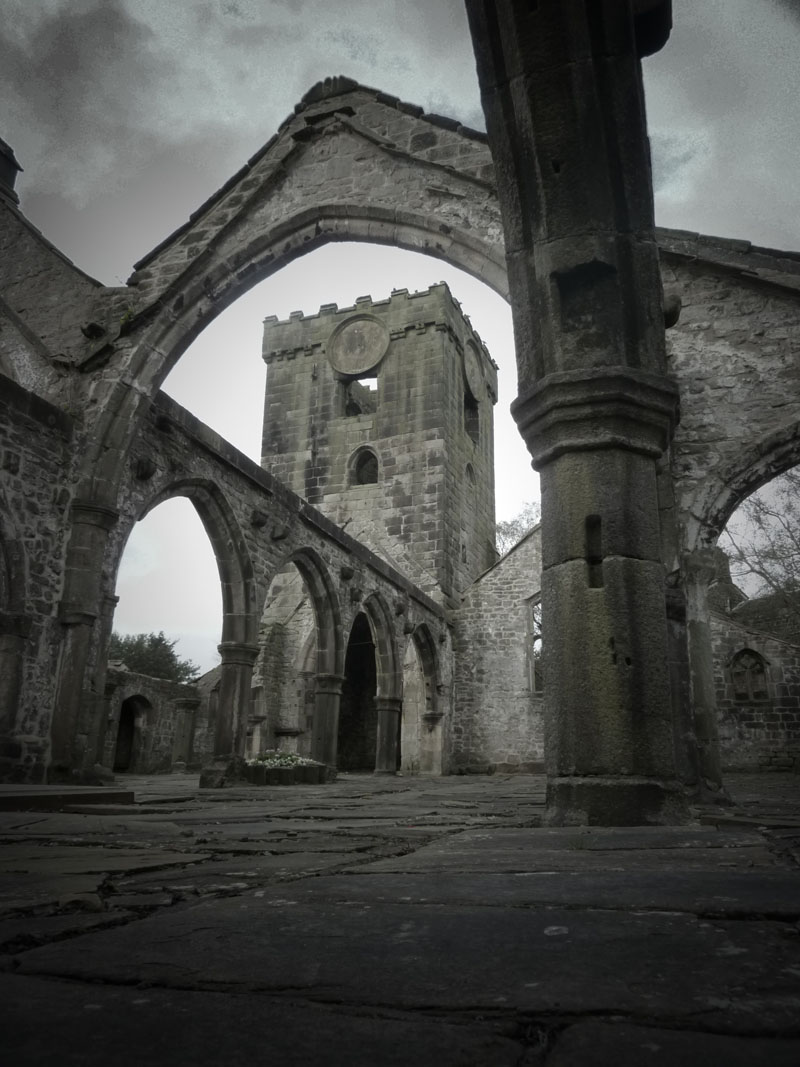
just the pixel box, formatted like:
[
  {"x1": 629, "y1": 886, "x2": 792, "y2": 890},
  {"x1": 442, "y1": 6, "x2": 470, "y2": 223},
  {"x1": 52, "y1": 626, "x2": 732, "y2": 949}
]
[
  {"x1": 374, "y1": 696, "x2": 402, "y2": 774},
  {"x1": 311, "y1": 673, "x2": 344, "y2": 770},
  {"x1": 88, "y1": 593, "x2": 120, "y2": 772},
  {"x1": 419, "y1": 711, "x2": 444, "y2": 776},
  {"x1": 172, "y1": 697, "x2": 200, "y2": 770},
  {"x1": 466, "y1": 0, "x2": 688, "y2": 824},
  {"x1": 50, "y1": 500, "x2": 119, "y2": 781},
  {"x1": 682, "y1": 548, "x2": 725, "y2": 794},
  {"x1": 199, "y1": 640, "x2": 258, "y2": 787}
]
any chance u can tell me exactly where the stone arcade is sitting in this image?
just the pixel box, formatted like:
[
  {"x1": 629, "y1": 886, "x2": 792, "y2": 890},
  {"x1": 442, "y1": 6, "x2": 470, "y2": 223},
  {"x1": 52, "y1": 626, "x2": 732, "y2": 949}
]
[{"x1": 1, "y1": 1, "x2": 800, "y2": 822}]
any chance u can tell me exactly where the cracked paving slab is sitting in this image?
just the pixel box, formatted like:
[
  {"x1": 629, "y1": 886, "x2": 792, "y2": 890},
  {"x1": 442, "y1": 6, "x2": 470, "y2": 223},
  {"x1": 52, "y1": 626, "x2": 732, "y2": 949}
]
[
  {"x1": 0, "y1": 847, "x2": 211, "y2": 915},
  {"x1": 362, "y1": 844, "x2": 781, "y2": 873},
  {"x1": 545, "y1": 1019, "x2": 800, "y2": 1065},
  {"x1": 227, "y1": 869, "x2": 800, "y2": 918},
  {"x1": 0, "y1": 911, "x2": 134, "y2": 953},
  {"x1": 14, "y1": 897, "x2": 800, "y2": 1032},
  {"x1": 106, "y1": 851, "x2": 362, "y2": 896},
  {"x1": 0, "y1": 845, "x2": 211, "y2": 877},
  {"x1": 3, "y1": 772, "x2": 799, "y2": 1062},
  {"x1": 0, "y1": 974, "x2": 528, "y2": 1067}
]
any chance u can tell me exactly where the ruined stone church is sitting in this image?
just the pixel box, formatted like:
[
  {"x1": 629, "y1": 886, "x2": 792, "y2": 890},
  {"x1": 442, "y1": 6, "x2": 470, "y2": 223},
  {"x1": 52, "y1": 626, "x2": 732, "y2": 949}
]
[{"x1": 2, "y1": 43, "x2": 800, "y2": 818}]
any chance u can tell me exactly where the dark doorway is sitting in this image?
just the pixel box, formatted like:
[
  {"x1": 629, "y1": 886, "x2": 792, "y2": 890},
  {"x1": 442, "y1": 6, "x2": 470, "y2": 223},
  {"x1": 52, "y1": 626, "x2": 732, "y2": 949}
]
[
  {"x1": 337, "y1": 612, "x2": 377, "y2": 770},
  {"x1": 114, "y1": 696, "x2": 149, "y2": 772}
]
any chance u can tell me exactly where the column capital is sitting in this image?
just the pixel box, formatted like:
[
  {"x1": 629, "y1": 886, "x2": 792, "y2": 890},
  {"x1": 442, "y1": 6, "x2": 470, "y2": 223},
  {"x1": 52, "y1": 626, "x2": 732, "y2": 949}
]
[
  {"x1": 512, "y1": 367, "x2": 679, "y2": 469},
  {"x1": 375, "y1": 695, "x2": 402, "y2": 713},
  {"x1": 57, "y1": 604, "x2": 98, "y2": 627},
  {"x1": 174, "y1": 697, "x2": 201, "y2": 711},
  {"x1": 69, "y1": 499, "x2": 120, "y2": 530},
  {"x1": 217, "y1": 641, "x2": 259, "y2": 667},
  {"x1": 315, "y1": 673, "x2": 345, "y2": 696}
]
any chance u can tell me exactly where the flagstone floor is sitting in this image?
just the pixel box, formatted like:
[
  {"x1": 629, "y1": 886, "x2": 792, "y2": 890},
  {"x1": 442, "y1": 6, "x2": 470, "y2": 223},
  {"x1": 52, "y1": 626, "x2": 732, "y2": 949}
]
[{"x1": 1, "y1": 771, "x2": 799, "y2": 1065}]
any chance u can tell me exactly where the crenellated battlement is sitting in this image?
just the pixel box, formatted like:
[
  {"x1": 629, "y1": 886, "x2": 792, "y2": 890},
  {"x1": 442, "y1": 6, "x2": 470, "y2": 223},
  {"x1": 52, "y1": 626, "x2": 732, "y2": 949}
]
[{"x1": 262, "y1": 281, "x2": 496, "y2": 379}]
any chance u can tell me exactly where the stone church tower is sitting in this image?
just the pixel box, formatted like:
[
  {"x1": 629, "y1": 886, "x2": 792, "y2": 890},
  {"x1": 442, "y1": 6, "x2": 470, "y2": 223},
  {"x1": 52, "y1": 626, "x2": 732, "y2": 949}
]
[{"x1": 261, "y1": 283, "x2": 498, "y2": 604}]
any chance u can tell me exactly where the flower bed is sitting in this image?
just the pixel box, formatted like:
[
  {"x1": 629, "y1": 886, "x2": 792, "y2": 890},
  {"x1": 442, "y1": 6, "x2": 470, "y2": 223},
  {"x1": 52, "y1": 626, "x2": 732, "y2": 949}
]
[{"x1": 245, "y1": 751, "x2": 327, "y2": 785}]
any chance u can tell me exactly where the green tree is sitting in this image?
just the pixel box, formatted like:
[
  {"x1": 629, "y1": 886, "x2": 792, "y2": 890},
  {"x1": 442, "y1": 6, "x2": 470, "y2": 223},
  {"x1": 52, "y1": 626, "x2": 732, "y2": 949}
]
[
  {"x1": 720, "y1": 467, "x2": 800, "y2": 642},
  {"x1": 496, "y1": 500, "x2": 541, "y2": 556},
  {"x1": 108, "y1": 631, "x2": 200, "y2": 683}
]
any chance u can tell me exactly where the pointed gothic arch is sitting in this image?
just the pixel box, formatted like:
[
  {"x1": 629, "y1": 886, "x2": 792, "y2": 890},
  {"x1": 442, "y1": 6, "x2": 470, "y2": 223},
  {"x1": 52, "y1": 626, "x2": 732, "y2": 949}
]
[
  {"x1": 685, "y1": 421, "x2": 800, "y2": 554},
  {"x1": 133, "y1": 478, "x2": 257, "y2": 647}
]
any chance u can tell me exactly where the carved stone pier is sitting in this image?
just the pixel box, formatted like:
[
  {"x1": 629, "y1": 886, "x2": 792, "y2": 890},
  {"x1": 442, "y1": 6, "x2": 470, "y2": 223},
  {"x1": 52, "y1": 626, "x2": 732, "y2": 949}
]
[{"x1": 466, "y1": 0, "x2": 689, "y2": 823}]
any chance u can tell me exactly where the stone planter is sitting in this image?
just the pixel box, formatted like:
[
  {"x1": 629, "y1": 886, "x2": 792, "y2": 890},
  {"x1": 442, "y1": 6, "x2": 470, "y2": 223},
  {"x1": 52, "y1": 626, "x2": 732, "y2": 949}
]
[
  {"x1": 249, "y1": 763, "x2": 267, "y2": 786},
  {"x1": 296, "y1": 763, "x2": 322, "y2": 784},
  {"x1": 246, "y1": 761, "x2": 327, "y2": 785}
]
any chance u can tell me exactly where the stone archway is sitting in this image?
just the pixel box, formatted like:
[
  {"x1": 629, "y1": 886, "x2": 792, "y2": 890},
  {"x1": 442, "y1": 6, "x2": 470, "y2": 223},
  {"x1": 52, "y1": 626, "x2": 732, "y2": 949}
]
[
  {"x1": 679, "y1": 422, "x2": 800, "y2": 794},
  {"x1": 254, "y1": 546, "x2": 343, "y2": 762},
  {"x1": 113, "y1": 695, "x2": 152, "y2": 773},
  {"x1": 684, "y1": 423, "x2": 800, "y2": 555},
  {"x1": 70, "y1": 78, "x2": 508, "y2": 512},
  {"x1": 337, "y1": 594, "x2": 400, "y2": 774},
  {"x1": 402, "y1": 624, "x2": 443, "y2": 776},
  {"x1": 338, "y1": 611, "x2": 378, "y2": 772},
  {"x1": 363, "y1": 593, "x2": 401, "y2": 774},
  {"x1": 107, "y1": 478, "x2": 258, "y2": 783}
]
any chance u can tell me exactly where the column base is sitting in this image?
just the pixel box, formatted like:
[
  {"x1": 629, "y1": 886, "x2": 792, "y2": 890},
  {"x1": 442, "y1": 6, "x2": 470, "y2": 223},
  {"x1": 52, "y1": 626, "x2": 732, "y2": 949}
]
[{"x1": 544, "y1": 775, "x2": 691, "y2": 826}]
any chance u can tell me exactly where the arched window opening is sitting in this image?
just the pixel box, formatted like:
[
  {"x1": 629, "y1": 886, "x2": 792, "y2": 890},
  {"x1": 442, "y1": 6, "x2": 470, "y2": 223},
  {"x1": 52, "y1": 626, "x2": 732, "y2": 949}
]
[
  {"x1": 351, "y1": 448, "x2": 379, "y2": 486},
  {"x1": 729, "y1": 649, "x2": 770, "y2": 702},
  {"x1": 527, "y1": 595, "x2": 543, "y2": 696},
  {"x1": 464, "y1": 393, "x2": 479, "y2": 445},
  {"x1": 718, "y1": 465, "x2": 800, "y2": 645},
  {"x1": 114, "y1": 498, "x2": 220, "y2": 680}
]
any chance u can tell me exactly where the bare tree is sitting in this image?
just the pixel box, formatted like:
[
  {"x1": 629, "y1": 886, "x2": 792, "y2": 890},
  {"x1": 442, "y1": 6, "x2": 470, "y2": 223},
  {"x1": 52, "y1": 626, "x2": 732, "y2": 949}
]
[
  {"x1": 720, "y1": 467, "x2": 800, "y2": 643},
  {"x1": 496, "y1": 500, "x2": 541, "y2": 556}
]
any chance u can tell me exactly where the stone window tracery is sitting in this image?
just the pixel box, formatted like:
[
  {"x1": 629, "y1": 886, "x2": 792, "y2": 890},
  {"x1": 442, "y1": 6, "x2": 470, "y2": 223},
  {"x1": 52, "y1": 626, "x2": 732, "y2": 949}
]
[{"x1": 729, "y1": 648, "x2": 770, "y2": 702}]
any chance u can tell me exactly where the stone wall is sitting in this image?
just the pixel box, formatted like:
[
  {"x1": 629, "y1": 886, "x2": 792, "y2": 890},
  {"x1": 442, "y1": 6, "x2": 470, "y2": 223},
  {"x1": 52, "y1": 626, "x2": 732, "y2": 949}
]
[
  {"x1": 0, "y1": 200, "x2": 103, "y2": 391},
  {"x1": 103, "y1": 669, "x2": 200, "y2": 774},
  {"x1": 0, "y1": 376, "x2": 73, "y2": 781},
  {"x1": 452, "y1": 527, "x2": 544, "y2": 773},
  {"x1": 711, "y1": 612, "x2": 800, "y2": 772},
  {"x1": 663, "y1": 245, "x2": 800, "y2": 549}
]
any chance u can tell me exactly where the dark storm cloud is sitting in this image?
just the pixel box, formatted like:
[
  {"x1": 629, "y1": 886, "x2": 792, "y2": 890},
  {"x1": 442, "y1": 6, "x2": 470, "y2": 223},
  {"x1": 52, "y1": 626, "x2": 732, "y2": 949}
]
[
  {"x1": 645, "y1": 0, "x2": 800, "y2": 246},
  {"x1": 1, "y1": 1, "x2": 174, "y2": 201},
  {"x1": 4, "y1": 0, "x2": 798, "y2": 281}
]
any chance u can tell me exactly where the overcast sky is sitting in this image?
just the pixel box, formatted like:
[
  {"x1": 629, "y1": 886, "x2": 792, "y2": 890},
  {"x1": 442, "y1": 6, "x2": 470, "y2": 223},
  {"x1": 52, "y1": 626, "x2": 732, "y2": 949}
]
[{"x1": 3, "y1": 0, "x2": 798, "y2": 671}]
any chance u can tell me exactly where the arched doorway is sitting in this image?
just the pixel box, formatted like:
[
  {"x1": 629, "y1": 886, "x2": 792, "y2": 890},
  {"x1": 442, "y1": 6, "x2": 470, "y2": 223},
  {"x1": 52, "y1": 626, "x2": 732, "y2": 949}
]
[
  {"x1": 113, "y1": 695, "x2": 152, "y2": 772},
  {"x1": 337, "y1": 612, "x2": 378, "y2": 771}
]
